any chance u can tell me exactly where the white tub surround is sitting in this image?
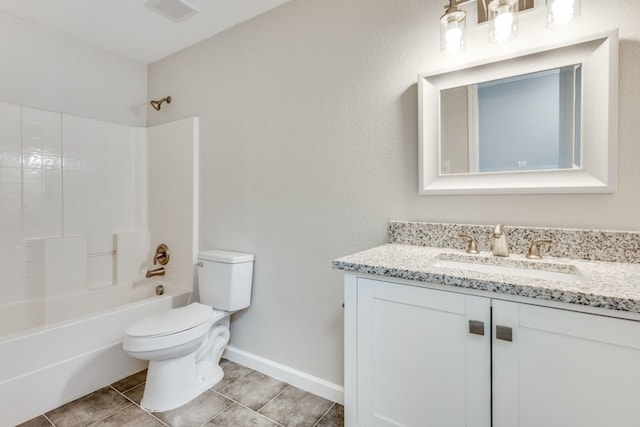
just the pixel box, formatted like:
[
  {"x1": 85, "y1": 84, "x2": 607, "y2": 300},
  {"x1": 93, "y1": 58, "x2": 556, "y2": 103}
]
[
  {"x1": 27, "y1": 236, "x2": 88, "y2": 296},
  {"x1": 0, "y1": 105, "x2": 200, "y2": 426},
  {"x1": 115, "y1": 231, "x2": 152, "y2": 285},
  {"x1": 147, "y1": 118, "x2": 199, "y2": 289},
  {"x1": 0, "y1": 101, "x2": 149, "y2": 303}
]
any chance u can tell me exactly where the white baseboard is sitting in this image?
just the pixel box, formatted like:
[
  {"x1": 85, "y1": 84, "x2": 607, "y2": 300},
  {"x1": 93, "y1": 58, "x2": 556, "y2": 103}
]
[{"x1": 223, "y1": 345, "x2": 344, "y2": 405}]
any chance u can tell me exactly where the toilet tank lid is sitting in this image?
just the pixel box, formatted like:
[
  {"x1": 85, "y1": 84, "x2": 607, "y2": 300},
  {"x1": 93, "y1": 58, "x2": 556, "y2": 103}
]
[{"x1": 198, "y1": 249, "x2": 254, "y2": 263}]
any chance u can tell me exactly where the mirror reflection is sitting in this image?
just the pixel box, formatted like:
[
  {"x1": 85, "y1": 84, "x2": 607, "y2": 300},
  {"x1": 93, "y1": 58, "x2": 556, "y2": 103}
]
[{"x1": 440, "y1": 65, "x2": 582, "y2": 175}]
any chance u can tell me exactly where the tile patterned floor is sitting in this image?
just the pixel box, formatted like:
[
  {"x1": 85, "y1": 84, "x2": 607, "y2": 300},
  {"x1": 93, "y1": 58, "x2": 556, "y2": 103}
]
[{"x1": 17, "y1": 359, "x2": 344, "y2": 427}]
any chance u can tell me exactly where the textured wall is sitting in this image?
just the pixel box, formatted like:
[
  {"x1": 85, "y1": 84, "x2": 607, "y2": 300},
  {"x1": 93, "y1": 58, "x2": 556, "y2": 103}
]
[
  {"x1": 0, "y1": 13, "x2": 147, "y2": 126},
  {"x1": 147, "y1": 0, "x2": 640, "y2": 385}
]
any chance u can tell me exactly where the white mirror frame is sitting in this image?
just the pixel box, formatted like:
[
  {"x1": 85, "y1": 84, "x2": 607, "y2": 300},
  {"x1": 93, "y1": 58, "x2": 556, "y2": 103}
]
[{"x1": 418, "y1": 30, "x2": 618, "y2": 195}]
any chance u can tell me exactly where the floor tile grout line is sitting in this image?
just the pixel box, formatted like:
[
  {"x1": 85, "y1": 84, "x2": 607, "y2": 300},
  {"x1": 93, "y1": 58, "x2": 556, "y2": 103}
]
[
  {"x1": 109, "y1": 369, "x2": 146, "y2": 394},
  {"x1": 210, "y1": 389, "x2": 278, "y2": 421},
  {"x1": 84, "y1": 402, "x2": 134, "y2": 427},
  {"x1": 312, "y1": 402, "x2": 336, "y2": 427},
  {"x1": 109, "y1": 384, "x2": 169, "y2": 427},
  {"x1": 139, "y1": 405, "x2": 170, "y2": 427},
  {"x1": 117, "y1": 382, "x2": 145, "y2": 395},
  {"x1": 110, "y1": 384, "x2": 139, "y2": 406},
  {"x1": 255, "y1": 384, "x2": 292, "y2": 413},
  {"x1": 214, "y1": 366, "x2": 254, "y2": 393},
  {"x1": 209, "y1": 389, "x2": 283, "y2": 426},
  {"x1": 42, "y1": 413, "x2": 55, "y2": 427},
  {"x1": 263, "y1": 380, "x2": 336, "y2": 426},
  {"x1": 196, "y1": 400, "x2": 235, "y2": 427},
  {"x1": 215, "y1": 372, "x2": 338, "y2": 426}
]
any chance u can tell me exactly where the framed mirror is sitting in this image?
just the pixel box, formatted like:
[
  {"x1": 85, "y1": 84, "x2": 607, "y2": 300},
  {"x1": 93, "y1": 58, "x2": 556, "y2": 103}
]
[{"x1": 418, "y1": 31, "x2": 618, "y2": 195}]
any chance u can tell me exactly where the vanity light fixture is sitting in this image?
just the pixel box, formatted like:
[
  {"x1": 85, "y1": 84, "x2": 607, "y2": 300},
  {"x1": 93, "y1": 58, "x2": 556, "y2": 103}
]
[
  {"x1": 546, "y1": 0, "x2": 581, "y2": 28},
  {"x1": 488, "y1": 0, "x2": 518, "y2": 44},
  {"x1": 440, "y1": 0, "x2": 467, "y2": 55},
  {"x1": 440, "y1": 0, "x2": 581, "y2": 55}
]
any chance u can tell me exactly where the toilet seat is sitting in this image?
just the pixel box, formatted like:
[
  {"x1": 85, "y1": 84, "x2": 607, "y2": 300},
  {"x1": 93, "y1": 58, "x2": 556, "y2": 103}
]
[
  {"x1": 123, "y1": 303, "x2": 227, "y2": 354},
  {"x1": 127, "y1": 303, "x2": 214, "y2": 338}
]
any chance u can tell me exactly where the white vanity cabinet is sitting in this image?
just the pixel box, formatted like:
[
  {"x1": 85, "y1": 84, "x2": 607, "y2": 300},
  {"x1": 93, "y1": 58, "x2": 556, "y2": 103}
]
[
  {"x1": 345, "y1": 275, "x2": 640, "y2": 427},
  {"x1": 346, "y1": 276, "x2": 492, "y2": 427},
  {"x1": 492, "y1": 299, "x2": 640, "y2": 427}
]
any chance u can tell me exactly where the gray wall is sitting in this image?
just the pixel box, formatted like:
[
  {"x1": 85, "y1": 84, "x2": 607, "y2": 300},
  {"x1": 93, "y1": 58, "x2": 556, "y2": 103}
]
[
  {"x1": 0, "y1": 14, "x2": 147, "y2": 126},
  {"x1": 147, "y1": 0, "x2": 640, "y2": 385}
]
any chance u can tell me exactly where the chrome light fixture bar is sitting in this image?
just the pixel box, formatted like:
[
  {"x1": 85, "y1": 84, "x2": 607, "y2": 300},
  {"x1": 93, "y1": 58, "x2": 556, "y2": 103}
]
[{"x1": 440, "y1": 0, "x2": 580, "y2": 55}]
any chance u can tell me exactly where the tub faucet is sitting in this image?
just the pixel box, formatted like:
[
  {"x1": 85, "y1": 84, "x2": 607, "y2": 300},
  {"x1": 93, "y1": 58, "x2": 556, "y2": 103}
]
[
  {"x1": 146, "y1": 267, "x2": 165, "y2": 278},
  {"x1": 492, "y1": 224, "x2": 509, "y2": 257}
]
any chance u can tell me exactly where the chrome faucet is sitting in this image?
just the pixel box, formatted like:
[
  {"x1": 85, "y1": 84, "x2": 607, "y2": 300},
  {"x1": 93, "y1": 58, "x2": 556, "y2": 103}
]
[
  {"x1": 492, "y1": 224, "x2": 509, "y2": 257},
  {"x1": 146, "y1": 267, "x2": 165, "y2": 278}
]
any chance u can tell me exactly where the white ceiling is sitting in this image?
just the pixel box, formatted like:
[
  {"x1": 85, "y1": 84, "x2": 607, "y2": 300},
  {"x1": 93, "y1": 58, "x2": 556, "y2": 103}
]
[{"x1": 0, "y1": 0, "x2": 293, "y2": 64}]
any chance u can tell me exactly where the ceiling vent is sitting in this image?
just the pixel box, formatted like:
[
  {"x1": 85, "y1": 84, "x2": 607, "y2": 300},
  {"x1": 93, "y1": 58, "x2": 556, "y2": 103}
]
[{"x1": 144, "y1": 0, "x2": 199, "y2": 23}]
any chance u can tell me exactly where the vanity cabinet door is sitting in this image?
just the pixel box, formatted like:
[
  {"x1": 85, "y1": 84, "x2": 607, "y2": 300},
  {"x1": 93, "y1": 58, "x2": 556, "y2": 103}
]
[
  {"x1": 492, "y1": 300, "x2": 640, "y2": 427},
  {"x1": 350, "y1": 277, "x2": 491, "y2": 427}
]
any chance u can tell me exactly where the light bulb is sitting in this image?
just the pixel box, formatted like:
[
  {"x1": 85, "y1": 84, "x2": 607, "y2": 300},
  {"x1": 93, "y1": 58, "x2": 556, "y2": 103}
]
[
  {"x1": 440, "y1": 8, "x2": 466, "y2": 55},
  {"x1": 493, "y1": 9, "x2": 514, "y2": 41},
  {"x1": 549, "y1": 0, "x2": 575, "y2": 25},
  {"x1": 488, "y1": 0, "x2": 518, "y2": 44},
  {"x1": 445, "y1": 27, "x2": 463, "y2": 54}
]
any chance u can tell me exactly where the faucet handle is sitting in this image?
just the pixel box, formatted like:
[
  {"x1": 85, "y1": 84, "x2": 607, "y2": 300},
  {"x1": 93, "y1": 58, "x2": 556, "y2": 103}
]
[
  {"x1": 458, "y1": 234, "x2": 480, "y2": 254},
  {"x1": 153, "y1": 243, "x2": 170, "y2": 265},
  {"x1": 526, "y1": 239, "x2": 552, "y2": 259}
]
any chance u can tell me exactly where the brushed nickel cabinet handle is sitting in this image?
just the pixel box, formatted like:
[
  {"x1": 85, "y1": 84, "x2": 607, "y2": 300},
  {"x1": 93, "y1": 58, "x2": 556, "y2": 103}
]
[
  {"x1": 469, "y1": 320, "x2": 485, "y2": 336},
  {"x1": 496, "y1": 325, "x2": 513, "y2": 342}
]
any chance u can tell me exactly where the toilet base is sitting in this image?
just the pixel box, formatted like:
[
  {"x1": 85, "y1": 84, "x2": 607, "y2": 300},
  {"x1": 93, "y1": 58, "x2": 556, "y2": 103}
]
[
  {"x1": 138, "y1": 319, "x2": 230, "y2": 412},
  {"x1": 140, "y1": 356, "x2": 226, "y2": 412}
]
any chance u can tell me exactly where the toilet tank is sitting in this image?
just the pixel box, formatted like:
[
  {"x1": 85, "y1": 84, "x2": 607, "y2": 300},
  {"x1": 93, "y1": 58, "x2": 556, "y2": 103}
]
[{"x1": 197, "y1": 250, "x2": 254, "y2": 311}]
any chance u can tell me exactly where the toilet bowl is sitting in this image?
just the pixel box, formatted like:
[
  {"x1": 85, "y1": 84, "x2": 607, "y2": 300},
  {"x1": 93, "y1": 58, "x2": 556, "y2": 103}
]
[{"x1": 123, "y1": 249, "x2": 254, "y2": 412}]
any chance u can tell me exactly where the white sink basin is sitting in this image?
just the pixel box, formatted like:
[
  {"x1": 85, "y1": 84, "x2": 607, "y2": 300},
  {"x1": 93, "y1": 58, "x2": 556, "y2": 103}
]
[{"x1": 432, "y1": 257, "x2": 582, "y2": 284}]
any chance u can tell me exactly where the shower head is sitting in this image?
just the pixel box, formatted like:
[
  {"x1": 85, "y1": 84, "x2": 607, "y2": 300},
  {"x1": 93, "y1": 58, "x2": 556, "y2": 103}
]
[{"x1": 150, "y1": 96, "x2": 172, "y2": 111}]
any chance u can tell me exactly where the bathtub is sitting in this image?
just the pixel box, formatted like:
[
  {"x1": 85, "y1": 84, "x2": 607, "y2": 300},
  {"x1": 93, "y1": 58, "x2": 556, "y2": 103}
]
[{"x1": 0, "y1": 281, "x2": 191, "y2": 426}]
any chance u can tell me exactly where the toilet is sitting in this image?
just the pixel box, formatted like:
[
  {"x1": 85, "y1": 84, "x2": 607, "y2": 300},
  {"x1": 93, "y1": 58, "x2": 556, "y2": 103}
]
[{"x1": 123, "y1": 249, "x2": 254, "y2": 412}]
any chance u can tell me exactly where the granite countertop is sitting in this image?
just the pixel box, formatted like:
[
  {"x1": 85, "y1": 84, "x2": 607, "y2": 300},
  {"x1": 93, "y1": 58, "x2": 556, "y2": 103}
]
[{"x1": 333, "y1": 244, "x2": 640, "y2": 313}]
